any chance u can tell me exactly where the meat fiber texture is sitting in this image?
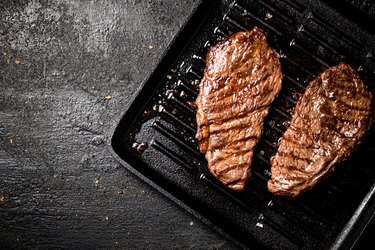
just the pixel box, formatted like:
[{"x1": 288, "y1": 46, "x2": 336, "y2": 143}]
[
  {"x1": 268, "y1": 63, "x2": 374, "y2": 198},
  {"x1": 196, "y1": 28, "x2": 282, "y2": 191}
]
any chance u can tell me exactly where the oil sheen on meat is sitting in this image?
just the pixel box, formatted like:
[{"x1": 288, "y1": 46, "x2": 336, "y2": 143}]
[
  {"x1": 196, "y1": 28, "x2": 282, "y2": 191},
  {"x1": 268, "y1": 63, "x2": 374, "y2": 198}
]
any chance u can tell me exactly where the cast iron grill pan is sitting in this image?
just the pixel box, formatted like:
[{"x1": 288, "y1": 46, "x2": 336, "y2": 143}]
[{"x1": 112, "y1": 0, "x2": 375, "y2": 249}]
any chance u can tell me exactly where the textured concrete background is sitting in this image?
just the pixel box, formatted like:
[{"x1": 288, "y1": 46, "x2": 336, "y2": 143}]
[
  {"x1": 0, "y1": 0, "x2": 236, "y2": 248},
  {"x1": 1, "y1": 0, "x2": 374, "y2": 249}
]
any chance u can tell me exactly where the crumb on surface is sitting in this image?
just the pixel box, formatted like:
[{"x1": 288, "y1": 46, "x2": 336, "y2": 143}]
[{"x1": 95, "y1": 178, "x2": 100, "y2": 187}]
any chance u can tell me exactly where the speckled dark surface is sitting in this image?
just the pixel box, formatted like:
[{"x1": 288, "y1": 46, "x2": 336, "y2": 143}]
[
  {"x1": 1, "y1": 0, "x2": 374, "y2": 249},
  {"x1": 0, "y1": 0, "x2": 235, "y2": 249}
]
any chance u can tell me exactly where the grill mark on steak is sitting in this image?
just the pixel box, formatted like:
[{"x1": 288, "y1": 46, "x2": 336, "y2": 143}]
[
  {"x1": 211, "y1": 111, "x2": 252, "y2": 125},
  {"x1": 226, "y1": 177, "x2": 246, "y2": 187},
  {"x1": 281, "y1": 137, "x2": 316, "y2": 150},
  {"x1": 316, "y1": 88, "x2": 372, "y2": 113},
  {"x1": 204, "y1": 67, "x2": 274, "y2": 102},
  {"x1": 335, "y1": 117, "x2": 361, "y2": 125},
  {"x1": 276, "y1": 151, "x2": 313, "y2": 164},
  {"x1": 210, "y1": 149, "x2": 253, "y2": 166},
  {"x1": 207, "y1": 107, "x2": 270, "y2": 139},
  {"x1": 196, "y1": 28, "x2": 282, "y2": 191},
  {"x1": 209, "y1": 106, "x2": 265, "y2": 124},
  {"x1": 208, "y1": 105, "x2": 269, "y2": 124},
  {"x1": 291, "y1": 115, "x2": 348, "y2": 138},
  {"x1": 217, "y1": 162, "x2": 249, "y2": 175},
  {"x1": 206, "y1": 87, "x2": 274, "y2": 113},
  {"x1": 331, "y1": 98, "x2": 372, "y2": 112},
  {"x1": 319, "y1": 110, "x2": 372, "y2": 122},
  {"x1": 209, "y1": 135, "x2": 259, "y2": 151},
  {"x1": 268, "y1": 63, "x2": 374, "y2": 198},
  {"x1": 291, "y1": 102, "x2": 370, "y2": 139}
]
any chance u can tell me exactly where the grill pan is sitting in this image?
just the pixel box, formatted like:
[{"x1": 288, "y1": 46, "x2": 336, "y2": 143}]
[{"x1": 111, "y1": 0, "x2": 375, "y2": 249}]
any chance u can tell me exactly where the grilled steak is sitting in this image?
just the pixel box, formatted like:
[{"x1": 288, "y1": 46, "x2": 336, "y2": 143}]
[
  {"x1": 196, "y1": 28, "x2": 282, "y2": 191},
  {"x1": 268, "y1": 63, "x2": 374, "y2": 198}
]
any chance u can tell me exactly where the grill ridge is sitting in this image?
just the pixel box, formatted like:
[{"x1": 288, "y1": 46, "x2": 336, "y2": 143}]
[
  {"x1": 260, "y1": 212, "x2": 305, "y2": 247},
  {"x1": 152, "y1": 140, "x2": 195, "y2": 172},
  {"x1": 233, "y1": 1, "x2": 284, "y2": 36},
  {"x1": 298, "y1": 25, "x2": 344, "y2": 61},
  {"x1": 282, "y1": 0, "x2": 306, "y2": 13},
  {"x1": 306, "y1": 12, "x2": 362, "y2": 50},
  {"x1": 152, "y1": 121, "x2": 202, "y2": 159},
  {"x1": 251, "y1": 0, "x2": 295, "y2": 24}
]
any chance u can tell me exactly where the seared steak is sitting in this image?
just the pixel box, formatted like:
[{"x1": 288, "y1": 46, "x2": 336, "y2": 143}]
[
  {"x1": 268, "y1": 63, "x2": 374, "y2": 198},
  {"x1": 196, "y1": 28, "x2": 282, "y2": 191}
]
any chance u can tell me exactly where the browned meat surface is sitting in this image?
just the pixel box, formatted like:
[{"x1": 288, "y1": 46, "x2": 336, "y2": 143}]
[
  {"x1": 268, "y1": 63, "x2": 374, "y2": 198},
  {"x1": 196, "y1": 28, "x2": 282, "y2": 191}
]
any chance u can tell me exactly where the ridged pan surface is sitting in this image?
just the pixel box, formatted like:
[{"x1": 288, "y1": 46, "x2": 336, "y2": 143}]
[{"x1": 112, "y1": 0, "x2": 375, "y2": 249}]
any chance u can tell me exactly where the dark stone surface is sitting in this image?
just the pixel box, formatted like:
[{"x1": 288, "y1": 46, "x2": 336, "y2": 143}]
[
  {"x1": 0, "y1": 0, "x2": 235, "y2": 249},
  {"x1": 1, "y1": 1, "x2": 373, "y2": 249}
]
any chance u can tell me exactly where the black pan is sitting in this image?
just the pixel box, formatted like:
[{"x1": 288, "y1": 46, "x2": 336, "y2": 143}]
[{"x1": 111, "y1": 0, "x2": 375, "y2": 249}]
